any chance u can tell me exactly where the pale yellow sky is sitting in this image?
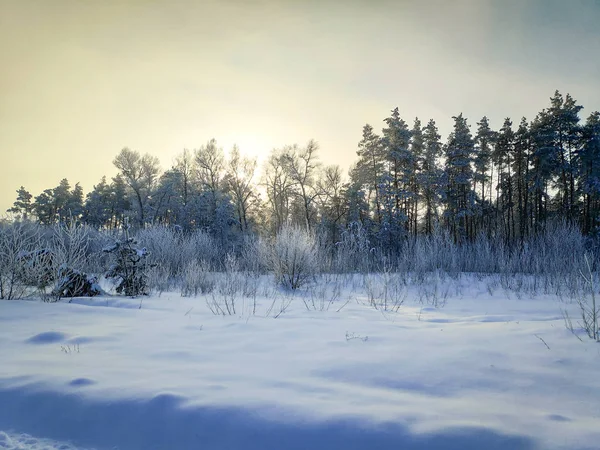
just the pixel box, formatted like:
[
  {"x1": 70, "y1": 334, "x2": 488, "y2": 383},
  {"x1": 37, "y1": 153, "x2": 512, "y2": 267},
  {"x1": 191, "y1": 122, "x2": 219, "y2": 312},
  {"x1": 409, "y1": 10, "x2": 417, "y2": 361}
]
[{"x1": 1, "y1": 0, "x2": 600, "y2": 213}]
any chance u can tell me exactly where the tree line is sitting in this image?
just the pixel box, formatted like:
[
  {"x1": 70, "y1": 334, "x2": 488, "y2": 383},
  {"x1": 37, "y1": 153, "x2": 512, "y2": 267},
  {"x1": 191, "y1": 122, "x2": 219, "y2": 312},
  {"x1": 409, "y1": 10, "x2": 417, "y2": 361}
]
[{"x1": 7, "y1": 90, "x2": 600, "y2": 254}]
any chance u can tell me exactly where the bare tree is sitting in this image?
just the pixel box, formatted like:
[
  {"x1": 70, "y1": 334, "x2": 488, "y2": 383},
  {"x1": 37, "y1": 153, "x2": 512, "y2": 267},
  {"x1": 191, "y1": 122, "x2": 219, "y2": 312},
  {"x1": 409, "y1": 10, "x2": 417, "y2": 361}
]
[
  {"x1": 113, "y1": 148, "x2": 161, "y2": 228},
  {"x1": 281, "y1": 140, "x2": 321, "y2": 231},
  {"x1": 263, "y1": 149, "x2": 295, "y2": 233},
  {"x1": 316, "y1": 165, "x2": 347, "y2": 245},
  {"x1": 174, "y1": 149, "x2": 195, "y2": 209},
  {"x1": 224, "y1": 145, "x2": 258, "y2": 232},
  {"x1": 194, "y1": 139, "x2": 224, "y2": 198}
]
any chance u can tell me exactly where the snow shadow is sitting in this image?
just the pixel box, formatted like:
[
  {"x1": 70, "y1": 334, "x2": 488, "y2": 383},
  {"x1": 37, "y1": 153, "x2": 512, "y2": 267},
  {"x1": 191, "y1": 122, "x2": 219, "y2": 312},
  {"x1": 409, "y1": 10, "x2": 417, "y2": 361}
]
[
  {"x1": 25, "y1": 331, "x2": 69, "y2": 345},
  {"x1": 0, "y1": 384, "x2": 537, "y2": 450}
]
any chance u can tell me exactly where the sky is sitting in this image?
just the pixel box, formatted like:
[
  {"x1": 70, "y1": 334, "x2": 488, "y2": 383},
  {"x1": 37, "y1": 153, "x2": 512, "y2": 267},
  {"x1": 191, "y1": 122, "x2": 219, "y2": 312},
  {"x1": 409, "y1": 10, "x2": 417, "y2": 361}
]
[{"x1": 1, "y1": 0, "x2": 600, "y2": 214}]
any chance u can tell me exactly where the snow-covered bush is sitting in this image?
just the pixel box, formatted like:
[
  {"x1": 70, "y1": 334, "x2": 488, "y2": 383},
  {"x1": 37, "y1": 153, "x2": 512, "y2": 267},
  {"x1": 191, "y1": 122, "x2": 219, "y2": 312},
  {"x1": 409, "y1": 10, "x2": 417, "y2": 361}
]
[
  {"x1": 104, "y1": 238, "x2": 152, "y2": 296},
  {"x1": 185, "y1": 230, "x2": 220, "y2": 270},
  {"x1": 334, "y1": 222, "x2": 371, "y2": 273},
  {"x1": 137, "y1": 226, "x2": 183, "y2": 279},
  {"x1": 146, "y1": 264, "x2": 171, "y2": 295},
  {"x1": 49, "y1": 266, "x2": 101, "y2": 300},
  {"x1": 181, "y1": 259, "x2": 214, "y2": 296},
  {"x1": 0, "y1": 222, "x2": 43, "y2": 299},
  {"x1": 573, "y1": 253, "x2": 599, "y2": 341},
  {"x1": 239, "y1": 235, "x2": 268, "y2": 274},
  {"x1": 137, "y1": 226, "x2": 220, "y2": 279},
  {"x1": 47, "y1": 222, "x2": 94, "y2": 296},
  {"x1": 207, "y1": 253, "x2": 243, "y2": 315},
  {"x1": 270, "y1": 225, "x2": 318, "y2": 290}
]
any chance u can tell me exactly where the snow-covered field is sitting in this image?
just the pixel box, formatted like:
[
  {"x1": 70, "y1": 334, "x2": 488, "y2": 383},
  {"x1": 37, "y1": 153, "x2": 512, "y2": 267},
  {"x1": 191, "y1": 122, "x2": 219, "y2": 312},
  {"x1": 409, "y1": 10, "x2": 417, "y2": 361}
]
[{"x1": 1, "y1": 276, "x2": 599, "y2": 450}]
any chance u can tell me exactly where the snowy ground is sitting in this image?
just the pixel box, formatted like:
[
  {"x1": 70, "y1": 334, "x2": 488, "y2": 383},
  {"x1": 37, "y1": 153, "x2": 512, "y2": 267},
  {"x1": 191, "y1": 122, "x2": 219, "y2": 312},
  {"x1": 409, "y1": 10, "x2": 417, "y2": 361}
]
[{"x1": 1, "y1": 275, "x2": 599, "y2": 450}]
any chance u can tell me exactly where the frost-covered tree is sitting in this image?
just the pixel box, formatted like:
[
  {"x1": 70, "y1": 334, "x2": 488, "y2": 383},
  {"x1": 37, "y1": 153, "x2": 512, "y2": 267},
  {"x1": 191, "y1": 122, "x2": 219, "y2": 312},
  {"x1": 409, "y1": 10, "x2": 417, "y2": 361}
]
[
  {"x1": 420, "y1": 120, "x2": 444, "y2": 235},
  {"x1": 510, "y1": 118, "x2": 532, "y2": 240},
  {"x1": 577, "y1": 111, "x2": 600, "y2": 234},
  {"x1": 315, "y1": 164, "x2": 347, "y2": 250},
  {"x1": 224, "y1": 145, "x2": 258, "y2": 233},
  {"x1": 495, "y1": 118, "x2": 515, "y2": 242},
  {"x1": 84, "y1": 177, "x2": 110, "y2": 228},
  {"x1": 281, "y1": 140, "x2": 320, "y2": 231},
  {"x1": 444, "y1": 114, "x2": 475, "y2": 241},
  {"x1": 113, "y1": 148, "x2": 161, "y2": 228},
  {"x1": 409, "y1": 118, "x2": 425, "y2": 236},
  {"x1": 547, "y1": 91, "x2": 583, "y2": 220},
  {"x1": 382, "y1": 108, "x2": 413, "y2": 234},
  {"x1": 473, "y1": 116, "x2": 495, "y2": 233},
  {"x1": 263, "y1": 148, "x2": 295, "y2": 233},
  {"x1": 354, "y1": 124, "x2": 385, "y2": 224}
]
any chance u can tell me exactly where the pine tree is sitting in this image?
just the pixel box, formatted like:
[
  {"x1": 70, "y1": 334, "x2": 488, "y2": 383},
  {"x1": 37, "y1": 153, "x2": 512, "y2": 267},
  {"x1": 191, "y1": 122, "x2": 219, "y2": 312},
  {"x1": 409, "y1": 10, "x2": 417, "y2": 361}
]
[
  {"x1": 382, "y1": 107, "x2": 413, "y2": 236},
  {"x1": 33, "y1": 189, "x2": 56, "y2": 225},
  {"x1": 410, "y1": 118, "x2": 425, "y2": 236},
  {"x1": 355, "y1": 124, "x2": 385, "y2": 224},
  {"x1": 512, "y1": 118, "x2": 531, "y2": 240},
  {"x1": 444, "y1": 114, "x2": 475, "y2": 241},
  {"x1": 420, "y1": 120, "x2": 443, "y2": 235},
  {"x1": 473, "y1": 116, "x2": 495, "y2": 234},
  {"x1": 577, "y1": 111, "x2": 600, "y2": 234},
  {"x1": 547, "y1": 91, "x2": 583, "y2": 220},
  {"x1": 495, "y1": 118, "x2": 515, "y2": 242},
  {"x1": 84, "y1": 177, "x2": 112, "y2": 229},
  {"x1": 7, "y1": 186, "x2": 33, "y2": 220}
]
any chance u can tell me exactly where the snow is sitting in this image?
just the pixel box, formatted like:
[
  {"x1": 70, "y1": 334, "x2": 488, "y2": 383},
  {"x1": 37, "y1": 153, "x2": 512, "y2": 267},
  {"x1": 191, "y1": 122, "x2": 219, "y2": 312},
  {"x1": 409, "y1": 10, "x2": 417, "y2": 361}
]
[{"x1": 1, "y1": 275, "x2": 600, "y2": 450}]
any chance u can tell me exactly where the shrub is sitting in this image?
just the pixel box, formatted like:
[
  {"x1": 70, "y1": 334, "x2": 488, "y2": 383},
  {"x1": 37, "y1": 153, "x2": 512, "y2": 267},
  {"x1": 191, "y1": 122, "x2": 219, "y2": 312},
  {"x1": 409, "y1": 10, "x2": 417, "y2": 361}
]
[
  {"x1": 104, "y1": 237, "x2": 152, "y2": 296},
  {"x1": 49, "y1": 266, "x2": 102, "y2": 300},
  {"x1": 181, "y1": 259, "x2": 214, "y2": 296},
  {"x1": 0, "y1": 222, "x2": 43, "y2": 299},
  {"x1": 270, "y1": 225, "x2": 318, "y2": 290}
]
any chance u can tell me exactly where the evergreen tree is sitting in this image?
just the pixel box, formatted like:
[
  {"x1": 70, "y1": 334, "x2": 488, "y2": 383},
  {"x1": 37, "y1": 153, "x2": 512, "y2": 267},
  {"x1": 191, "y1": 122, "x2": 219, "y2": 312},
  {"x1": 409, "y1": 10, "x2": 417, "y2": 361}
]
[
  {"x1": 33, "y1": 189, "x2": 56, "y2": 225},
  {"x1": 410, "y1": 118, "x2": 425, "y2": 236},
  {"x1": 7, "y1": 186, "x2": 33, "y2": 220},
  {"x1": 546, "y1": 91, "x2": 583, "y2": 220},
  {"x1": 473, "y1": 116, "x2": 495, "y2": 233},
  {"x1": 84, "y1": 176, "x2": 113, "y2": 229},
  {"x1": 354, "y1": 124, "x2": 385, "y2": 225},
  {"x1": 444, "y1": 114, "x2": 475, "y2": 241},
  {"x1": 577, "y1": 111, "x2": 600, "y2": 234},
  {"x1": 420, "y1": 119, "x2": 443, "y2": 235},
  {"x1": 512, "y1": 118, "x2": 531, "y2": 240},
  {"x1": 381, "y1": 107, "x2": 413, "y2": 237},
  {"x1": 495, "y1": 118, "x2": 515, "y2": 242}
]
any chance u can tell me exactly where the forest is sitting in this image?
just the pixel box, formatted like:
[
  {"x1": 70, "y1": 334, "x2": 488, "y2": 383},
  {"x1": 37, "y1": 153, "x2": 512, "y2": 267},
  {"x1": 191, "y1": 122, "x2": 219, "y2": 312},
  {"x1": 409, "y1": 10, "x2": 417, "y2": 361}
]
[
  {"x1": 7, "y1": 90, "x2": 600, "y2": 245},
  {"x1": 2, "y1": 90, "x2": 600, "y2": 289}
]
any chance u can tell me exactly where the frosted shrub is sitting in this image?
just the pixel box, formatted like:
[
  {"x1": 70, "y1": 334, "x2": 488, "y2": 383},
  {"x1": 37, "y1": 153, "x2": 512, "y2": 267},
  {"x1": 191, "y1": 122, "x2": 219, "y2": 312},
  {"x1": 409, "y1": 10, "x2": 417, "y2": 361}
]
[
  {"x1": 186, "y1": 230, "x2": 219, "y2": 270},
  {"x1": 46, "y1": 222, "x2": 94, "y2": 300},
  {"x1": 270, "y1": 225, "x2": 318, "y2": 290},
  {"x1": 334, "y1": 222, "x2": 371, "y2": 273},
  {"x1": 137, "y1": 227, "x2": 183, "y2": 278},
  {"x1": 137, "y1": 227, "x2": 219, "y2": 281},
  {"x1": 147, "y1": 264, "x2": 171, "y2": 295},
  {"x1": 0, "y1": 222, "x2": 43, "y2": 300},
  {"x1": 181, "y1": 260, "x2": 214, "y2": 296},
  {"x1": 207, "y1": 253, "x2": 243, "y2": 315},
  {"x1": 239, "y1": 235, "x2": 268, "y2": 274}
]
